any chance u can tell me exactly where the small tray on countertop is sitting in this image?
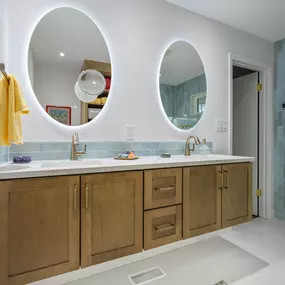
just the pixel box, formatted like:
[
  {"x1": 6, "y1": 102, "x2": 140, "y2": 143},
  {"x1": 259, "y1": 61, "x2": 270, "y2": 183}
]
[{"x1": 114, "y1": 156, "x2": 139, "y2": 161}]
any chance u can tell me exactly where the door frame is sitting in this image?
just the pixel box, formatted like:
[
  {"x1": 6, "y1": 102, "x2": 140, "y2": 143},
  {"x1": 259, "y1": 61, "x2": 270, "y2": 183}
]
[{"x1": 228, "y1": 53, "x2": 274, "y2": 219}]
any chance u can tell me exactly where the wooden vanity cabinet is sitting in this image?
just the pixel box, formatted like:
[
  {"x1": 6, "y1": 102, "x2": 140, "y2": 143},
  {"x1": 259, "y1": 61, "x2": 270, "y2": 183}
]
[
  {"x1": 222, "y1": 163, "x2": 252, "y2": 228},
  {"x1": 183, "y1": 163, "x2": 252, "y2": 239},
  {"x1": 183, "y1": 165, "x2": 222, "y2": 238},
  {"x1": 0, "y1": 162, "x2": 252, "y2": 285},
  {"x1": 0, "y1": 176, "x2": 80, "y2": 285},
  {"x1": 81, "y1": 171, "x2": 143, "y2": 267}
]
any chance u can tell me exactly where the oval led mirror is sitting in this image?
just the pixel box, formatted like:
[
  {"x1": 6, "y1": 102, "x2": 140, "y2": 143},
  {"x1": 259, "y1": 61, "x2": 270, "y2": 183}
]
[
  {"x1": 160, "y1": 41, "x2": 206, "y2": 130},
  {"x1": 75, "y1": 69, "x2": 106, "y2": 102},
  {"x1": 28, "y1": 7, "x2": 112, "y2": 126}
]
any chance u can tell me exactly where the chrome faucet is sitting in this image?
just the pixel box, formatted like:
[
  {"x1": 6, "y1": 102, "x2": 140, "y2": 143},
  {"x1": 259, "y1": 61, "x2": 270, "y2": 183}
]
[
  {"x1": 185, "y1": 135, "x2": 201, "y2": 156},
  {"x1": 70, "y1": 133, "x2": 87, "y2": 161}
]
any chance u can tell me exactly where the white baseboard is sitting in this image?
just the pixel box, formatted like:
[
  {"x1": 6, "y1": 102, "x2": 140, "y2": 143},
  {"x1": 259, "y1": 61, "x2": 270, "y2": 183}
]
[{"x1": 29, "y1": 227, "x2": 232, "y2": 285}]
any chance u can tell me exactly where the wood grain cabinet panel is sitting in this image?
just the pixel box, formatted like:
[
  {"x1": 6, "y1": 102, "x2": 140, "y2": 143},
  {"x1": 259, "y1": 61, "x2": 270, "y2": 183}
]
[
  {"x1": 144, "y1": 168, "x2": 182, "y2": 210},
  {"x1": 144, "y1": 205, "x2": 182, "y2": 249},
  {"x1": 81, "y1": 171, "x2": 143, "y2": 267},
  {"x1": 222, "y1": 163, "x2": 252, "y2": 228},
  {"x1": 183, "y1": 166, "x2": 222, "y2": 239},
  {"x1": 0, "y1": 176, "x2": 80, "y2": 285}
]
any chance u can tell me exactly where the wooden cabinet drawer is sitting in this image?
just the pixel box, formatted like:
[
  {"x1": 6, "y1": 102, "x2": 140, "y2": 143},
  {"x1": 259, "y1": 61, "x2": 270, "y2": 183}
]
[
  {"x1": 144, "y1": 205, "x2": 182, "y2": 249},
  {"x1": 144, "y1": 168, "x2": 182, "y2": 210}
]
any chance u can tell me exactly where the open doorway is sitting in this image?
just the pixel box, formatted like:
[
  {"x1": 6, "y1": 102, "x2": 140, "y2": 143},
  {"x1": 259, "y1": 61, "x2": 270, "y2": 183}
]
[
  {"x1": 229, "y1": 54, "x2": 274, "y2": 220},
  {"x1": 232, "y1": 66, "x2": 260, "y2": 217}
]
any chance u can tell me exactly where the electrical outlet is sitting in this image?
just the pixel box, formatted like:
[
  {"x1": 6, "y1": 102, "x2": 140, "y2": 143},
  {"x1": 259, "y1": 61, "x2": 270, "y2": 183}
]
[{"x1": 126, "y1": 125, "x2": 135, "y2": 141}]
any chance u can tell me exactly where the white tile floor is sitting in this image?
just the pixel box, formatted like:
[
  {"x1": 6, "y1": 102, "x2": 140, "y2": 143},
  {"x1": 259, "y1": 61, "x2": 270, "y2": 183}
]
[
  {"x1": 67, "y1": 236, "x2": 267, "y2": 285},
  {"x1": 221, "y1": 218, "x2": 285, "y2": 265},
  {"x1": 30, "y1": 218, "x2": 285, "y2": 285},
  {"x1": 222, "y1": 218, "x2": 285, "y2": 285}
]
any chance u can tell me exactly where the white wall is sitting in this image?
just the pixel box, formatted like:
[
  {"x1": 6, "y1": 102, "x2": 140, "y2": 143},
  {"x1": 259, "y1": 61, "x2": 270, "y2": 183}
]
[
  {"x1": 28, "y1": 48, "x2": 35, "y2": 89},
  {"x1": 33, "y1": 60, "x2": 82, "y2": 126},
  {"x1": 0, "y1": 0, "x2": 7, "y2": 66},
  {"x1": 5, "y1": 0, "x2": 274, "y2": 153}
]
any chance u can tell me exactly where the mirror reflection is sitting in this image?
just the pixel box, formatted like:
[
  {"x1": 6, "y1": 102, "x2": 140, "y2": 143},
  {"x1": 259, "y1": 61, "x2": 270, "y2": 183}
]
[
  {"x1": 75, "y1": 69, "x2": 106, "y2": 103},
  {"x1": 28, "y1": 7, "x2": 111, "y2": 126},
  {"x1": 160, "y1": 41, "x2": 206, "y2": 130}
]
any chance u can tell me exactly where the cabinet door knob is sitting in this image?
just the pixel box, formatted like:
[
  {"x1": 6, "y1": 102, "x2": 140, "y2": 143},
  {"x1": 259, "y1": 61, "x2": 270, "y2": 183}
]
[{"x1": 85, "y1": 184, "x2": 89, "y2": 210}]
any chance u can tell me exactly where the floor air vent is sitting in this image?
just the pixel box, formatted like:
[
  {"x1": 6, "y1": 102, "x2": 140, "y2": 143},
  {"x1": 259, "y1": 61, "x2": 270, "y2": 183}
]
[{"x1": 129, "y1": 267, "x2": 166, "y2": 285}]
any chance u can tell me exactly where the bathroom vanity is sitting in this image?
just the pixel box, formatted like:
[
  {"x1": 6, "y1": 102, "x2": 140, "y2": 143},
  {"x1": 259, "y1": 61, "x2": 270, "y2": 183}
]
[{"x1": 0, "y1": 155, "x2": 253, "y2": 285}]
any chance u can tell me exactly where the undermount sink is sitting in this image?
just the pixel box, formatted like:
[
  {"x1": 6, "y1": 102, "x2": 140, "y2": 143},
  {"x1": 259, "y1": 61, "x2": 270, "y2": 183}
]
[
  {"x1": 41, "y1": 159, "x2": 102, "y2": 169},
  {"x1": 183, "y1": 154, "x2": 219, "y2": 160},
  {"x1": 0, "y1": 164, "x2": 31, "y2": 172},
  {"x1": 81, "y1": 159, "x2": 103, "y2": 166}
]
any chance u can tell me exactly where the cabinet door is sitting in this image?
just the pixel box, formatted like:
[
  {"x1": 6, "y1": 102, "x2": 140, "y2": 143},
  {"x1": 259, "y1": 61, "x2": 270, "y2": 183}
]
[
  {"x1": 81, "y1": 171, "x2": 143, "y2": 267},
  {"x1": 183, "y1": 166, "x2": 222, "y2": 239},
  {"x1": 0, "y1": 176, "x2": 80, "y2": 285},
  {"x1": 222, "y1": 163, "x2": 252, "y2": 228},
  {"x1": 144, "y1": 168, "x2": 182, "y2": 210}
]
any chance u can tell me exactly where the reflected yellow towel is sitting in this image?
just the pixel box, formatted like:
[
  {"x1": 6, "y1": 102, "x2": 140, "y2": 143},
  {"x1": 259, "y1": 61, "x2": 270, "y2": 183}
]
[{"x1": 0, "y1": 75, "x2": 29, "y2": 146}]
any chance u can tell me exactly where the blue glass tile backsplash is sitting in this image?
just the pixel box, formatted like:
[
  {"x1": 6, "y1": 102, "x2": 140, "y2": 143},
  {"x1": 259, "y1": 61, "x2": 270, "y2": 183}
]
[
  {"x1": 8, "y1": 141, "x2": 213, "y2": 162},
  {"x1": 0, "y1": 146, "x2": 8, "y2": 164}
]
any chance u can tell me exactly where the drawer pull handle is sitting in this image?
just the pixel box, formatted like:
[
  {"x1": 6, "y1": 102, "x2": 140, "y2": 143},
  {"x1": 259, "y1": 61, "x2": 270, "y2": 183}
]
[
  {"x1": 155, "y1": 186, "x2": 175, "y2": 192},
  {"x1": 155, "y1": 223, "x2": 175, "y2": 232},
  {"x1": 223, "y1": 171, "x2": 228, "y2": 189}
]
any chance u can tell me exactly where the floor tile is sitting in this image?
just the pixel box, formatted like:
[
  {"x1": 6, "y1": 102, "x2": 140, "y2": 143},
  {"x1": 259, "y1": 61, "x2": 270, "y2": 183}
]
[
  {"x1": 221, "y1": 218, "x2": 285, "y2": 264},
  {"x1": 66, "y1": 237, "x2": 267, "y2": 285}
]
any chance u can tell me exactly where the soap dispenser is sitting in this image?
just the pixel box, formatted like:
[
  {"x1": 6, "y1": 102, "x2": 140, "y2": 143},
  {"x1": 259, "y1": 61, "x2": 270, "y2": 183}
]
[{"x1": 200, "y1": 139, "x2": 210, "y2": 155}]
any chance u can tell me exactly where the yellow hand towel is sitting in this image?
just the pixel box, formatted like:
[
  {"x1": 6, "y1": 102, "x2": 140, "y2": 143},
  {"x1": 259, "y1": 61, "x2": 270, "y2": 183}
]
[{"x1": 0, "y1": 75, "x2": 29, "y2": 146}]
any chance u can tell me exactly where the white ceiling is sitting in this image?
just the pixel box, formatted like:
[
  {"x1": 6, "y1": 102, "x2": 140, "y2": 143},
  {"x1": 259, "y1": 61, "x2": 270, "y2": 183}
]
[
  {"x1": 160, "y1": 41, "x2": 204, "y2": 86},
  {"x1": 30, "y1": 7, "x2": 110, "y2": 63},
  {"x1": 166, "y1": 0, "x2": 285, "y2": 42}
]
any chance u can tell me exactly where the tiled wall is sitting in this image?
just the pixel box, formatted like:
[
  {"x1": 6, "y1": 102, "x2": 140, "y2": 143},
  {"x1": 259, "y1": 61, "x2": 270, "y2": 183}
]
[
  {"x1": 0, "y1": 146, "x2": 8, "y2": 164},
  {"x1": 274, "y1": 39, "x2": 285, "y2": 219},
  {"x1": 8, "y1": 141, "x2": 213, "y2": 161}
]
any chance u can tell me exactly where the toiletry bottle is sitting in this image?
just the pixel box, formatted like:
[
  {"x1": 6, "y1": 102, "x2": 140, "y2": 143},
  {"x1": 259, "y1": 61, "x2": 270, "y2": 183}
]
[{"x1": 200, "y1": 139, "x2": 210, "y2": 155}]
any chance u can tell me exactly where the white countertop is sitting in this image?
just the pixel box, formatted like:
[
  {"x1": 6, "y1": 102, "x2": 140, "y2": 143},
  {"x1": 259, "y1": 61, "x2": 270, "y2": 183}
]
[{"x1": 0, "y1": 154, "x2": 255, "y2": 180}]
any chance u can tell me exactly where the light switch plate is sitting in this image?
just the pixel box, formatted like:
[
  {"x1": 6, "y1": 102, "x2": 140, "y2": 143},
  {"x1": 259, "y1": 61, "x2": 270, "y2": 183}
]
[
  {"x1": 216, "y1": 120, "x2": 228, "y2": 133},
  {"x1": 222, "y1": 120, "x2": 228, "y2": 132},
  {"x1": 126, "y1": 125, "x2": 135, "y2": 141}
]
